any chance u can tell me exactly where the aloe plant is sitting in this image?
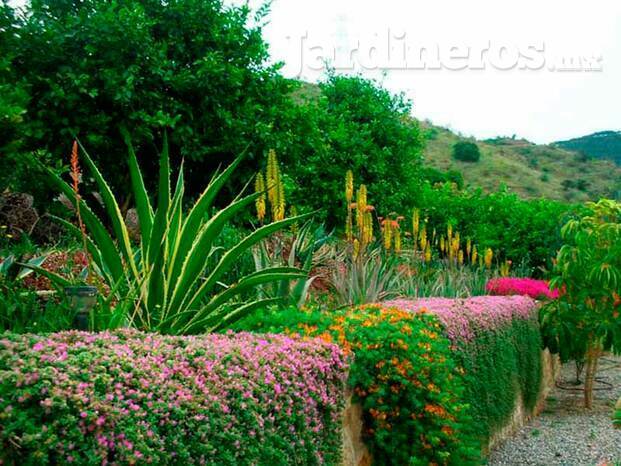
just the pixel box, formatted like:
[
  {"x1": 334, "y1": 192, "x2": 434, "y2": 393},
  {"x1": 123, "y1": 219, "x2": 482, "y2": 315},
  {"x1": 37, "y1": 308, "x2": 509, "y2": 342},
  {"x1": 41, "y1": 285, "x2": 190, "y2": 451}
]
[{"x1": 34, "y1": 136, "x2": 310, "y2": 334}]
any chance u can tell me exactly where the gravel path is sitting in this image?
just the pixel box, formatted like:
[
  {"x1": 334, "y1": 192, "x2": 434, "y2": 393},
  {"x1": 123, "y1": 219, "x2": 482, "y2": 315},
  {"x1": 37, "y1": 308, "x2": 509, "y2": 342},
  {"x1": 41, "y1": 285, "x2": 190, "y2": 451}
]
[{"x1": 488, "y1": 355, "x2": 621, "y2": 466}]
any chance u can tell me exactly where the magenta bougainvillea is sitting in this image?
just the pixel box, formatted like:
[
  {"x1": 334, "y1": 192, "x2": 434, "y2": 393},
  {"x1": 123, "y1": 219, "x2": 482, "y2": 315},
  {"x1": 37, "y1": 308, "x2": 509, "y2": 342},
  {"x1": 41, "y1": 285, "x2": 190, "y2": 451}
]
[
  {"x1": 384, "y1": 295, "x2": 539, "y2": 343},
  {"x1": 485, "y1": 277, "x2": 559, "y2": 300},
  {"x1": 0, "y1": 330, "x2": 347, "y2": 465}
]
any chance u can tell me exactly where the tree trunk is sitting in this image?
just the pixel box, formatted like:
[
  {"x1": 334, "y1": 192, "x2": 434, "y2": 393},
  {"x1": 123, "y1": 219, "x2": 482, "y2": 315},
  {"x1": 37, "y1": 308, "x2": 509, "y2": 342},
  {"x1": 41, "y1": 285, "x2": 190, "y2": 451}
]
[{"x1": 584, "y1": 341, "x2": 602, "y2": 409}]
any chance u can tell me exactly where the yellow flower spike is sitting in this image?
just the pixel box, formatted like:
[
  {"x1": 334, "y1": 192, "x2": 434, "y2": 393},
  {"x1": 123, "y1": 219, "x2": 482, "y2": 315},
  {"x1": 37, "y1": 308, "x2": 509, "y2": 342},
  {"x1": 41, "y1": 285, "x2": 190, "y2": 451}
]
[
  {"x1": 458, "y1": 250, "x2": 464, "y2": 265},
  {"x1": 412, "y1": 208, "x2": 420, "y2": 242},
  {"x1": 419, "y1": 227, "x2": 427, "y2": 251},
  {"x1": 353, "y1": 238, "x2": 360, "y2": 259},
  {"x1": 362, "y1": 212, "x2": 373, "y2": 247},
  {"x1": 471, "y1": 245, "x2": 478, "y2": 265},
  {"x1": 440, "y1": 236, "x2": 445, "y2": 253},
  {"x1": 425, "y1": 245, "x2": 432, "y2": 263},
  {"x1": 447, "y1": 224, "x2": 453, "y2": 242},
  {"x1": 466, "y1": 238, "x2": 472, "y2": 257},
  {"x1": 484, "y1": 248, "x2": 493, "y2": 269},
  {"x1": 345, "y1": 170, "x2": 354, "y2": 204},
  {"x1": 356, "y1": 185, "x2": 367, "y2": 233},
  {"x1": 394, "y1": 224, "x2": 402, "y2": 253},
  {"x1": 254, "y1": 172, "x2": 266, "y2": 223},
  {"x1": 277, "y1": 178, "x2": 286, "y2": 221},
  {"x1": 383, "y1": 219, "x2": 393, "y2": 251}
]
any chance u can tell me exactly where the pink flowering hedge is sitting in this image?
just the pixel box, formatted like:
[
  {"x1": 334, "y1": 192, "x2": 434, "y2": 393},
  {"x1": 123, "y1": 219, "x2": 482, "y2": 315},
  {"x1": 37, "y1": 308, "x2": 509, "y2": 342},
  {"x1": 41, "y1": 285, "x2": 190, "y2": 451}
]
[
  {"x1": 384, "y1": 296, "x2": 543, "y2": 449},
  {"x1": 0, "y1": 330, "x2": 347, "y2": 465},
  {"x1": 486, "y1": 277, "x2": 559, "y2": 300},
  {"x1": 385, "y1": 295, "x2": 539, "y2": 343}
]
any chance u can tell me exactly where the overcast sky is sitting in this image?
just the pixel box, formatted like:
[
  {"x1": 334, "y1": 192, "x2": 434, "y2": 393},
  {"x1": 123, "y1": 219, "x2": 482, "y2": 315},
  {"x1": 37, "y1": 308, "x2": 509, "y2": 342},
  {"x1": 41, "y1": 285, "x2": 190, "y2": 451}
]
[
  {"x1": 10, "y1": 0, "x2": 621, "y2": 143},
  {"x1": 237, "y1": 0, "x2": 621, "y2": 144}
]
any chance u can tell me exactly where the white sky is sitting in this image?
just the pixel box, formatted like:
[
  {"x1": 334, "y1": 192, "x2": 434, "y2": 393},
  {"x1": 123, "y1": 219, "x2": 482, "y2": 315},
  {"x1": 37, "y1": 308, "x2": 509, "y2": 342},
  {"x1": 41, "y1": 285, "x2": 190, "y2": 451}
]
[
  {"x1": 241, "y1": 0, "x2": 621, "y2": 144},
  {"x1": 9, "y1": 0, "x2": 621, "y2": 143}
]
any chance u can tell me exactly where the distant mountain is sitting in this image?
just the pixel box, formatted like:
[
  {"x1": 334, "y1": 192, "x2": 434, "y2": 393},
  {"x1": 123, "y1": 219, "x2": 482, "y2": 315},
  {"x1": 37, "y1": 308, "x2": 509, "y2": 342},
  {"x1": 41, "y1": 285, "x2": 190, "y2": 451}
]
[
  {"x1": 554, "y1": 131, "x2": 621, "y2": 165},
  {"x1": 421, "y1": 122, "x2": 621, "y2": 202}
]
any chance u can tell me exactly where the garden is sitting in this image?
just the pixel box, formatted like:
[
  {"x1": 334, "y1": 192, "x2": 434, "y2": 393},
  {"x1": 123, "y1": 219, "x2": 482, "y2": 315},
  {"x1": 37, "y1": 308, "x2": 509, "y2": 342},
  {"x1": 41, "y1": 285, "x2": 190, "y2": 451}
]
[{"x1": 1, "y1": 0, "x2": 620, "y2": 464}]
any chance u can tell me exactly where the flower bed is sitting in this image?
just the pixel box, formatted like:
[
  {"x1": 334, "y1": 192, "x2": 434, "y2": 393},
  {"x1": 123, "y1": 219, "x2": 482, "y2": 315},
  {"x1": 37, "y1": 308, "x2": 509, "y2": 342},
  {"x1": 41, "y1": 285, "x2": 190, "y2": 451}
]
[
  {"x1": 485, "y1": 277, "x2": 559, "y2": 300},
  {"x1": 386, "y1": 296, "x2": 544, "y2": 449},
  {"x1": 0, "y1": 330, "x2": 347, "y2": 465},
  {"x1": 236, "y1": 306, "x2": 480, "y2": 465}
]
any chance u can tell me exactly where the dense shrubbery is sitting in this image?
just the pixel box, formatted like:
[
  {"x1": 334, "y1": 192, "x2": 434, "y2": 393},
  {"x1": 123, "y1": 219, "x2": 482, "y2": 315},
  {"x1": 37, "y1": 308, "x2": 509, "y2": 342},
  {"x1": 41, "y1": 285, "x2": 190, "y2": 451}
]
[
  {"x1": 387, "y1": 296, "x2": 543, "y2": 447},
  {"x1": 486, "y1": 277, "x2": 559, "y2": 300},
  {"x1": 452, "y1": 141, "x2": 481, "y2": 162},
  {"x1": 0, "y1": 330, "x2": 347, "y2": 465},
  {"x1": 411, "y1": 183, "x2": 575, "y2": 270},
  {"x1": 0, "y1": 0, "x2": 302, "y2": 205},
  {"x1": 236, "y1": 305, "x2": 480, "y2": 465}
]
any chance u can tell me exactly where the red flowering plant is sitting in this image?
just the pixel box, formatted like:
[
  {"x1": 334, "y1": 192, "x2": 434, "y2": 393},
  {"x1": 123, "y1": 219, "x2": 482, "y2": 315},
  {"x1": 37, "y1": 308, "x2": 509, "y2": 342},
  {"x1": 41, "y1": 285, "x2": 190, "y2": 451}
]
[{"x1": 486, "y1": 277, "x2": 559, "y2": 300}]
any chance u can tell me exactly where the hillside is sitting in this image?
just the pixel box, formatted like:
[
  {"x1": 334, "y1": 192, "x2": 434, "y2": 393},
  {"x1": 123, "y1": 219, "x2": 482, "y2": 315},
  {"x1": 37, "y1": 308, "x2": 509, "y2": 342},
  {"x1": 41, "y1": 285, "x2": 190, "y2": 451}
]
[
  {"x1": 553, "y1": 131, "x2": 621, "y2": 165},
  {"x1": 421, "y1": 122, "x2": 621, "y2": 202}
]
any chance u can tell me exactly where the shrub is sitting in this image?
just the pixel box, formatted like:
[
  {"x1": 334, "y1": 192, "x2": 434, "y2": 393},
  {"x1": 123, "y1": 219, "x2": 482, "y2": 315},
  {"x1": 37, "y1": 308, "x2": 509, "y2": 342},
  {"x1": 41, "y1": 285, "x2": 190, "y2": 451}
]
[
  {"x1": 0, "y1": 330, "x2": 347, "y2": 465},
  {"x1": 411, "y1": 182, "x2": 574, "y2": 270},
  {"x1": 1, "y1": 0, "x2": 301, "y2": 207},
  {"x1": 386, "y1": 296, "x2": 543, "y2": 447},
  {"x1": 294, "y1": 74, "x2": 424, "y2": 226},
  {"x1": 34, "y1": 139, "x2": 309, "y2": 334},
  {"x1": 486, "y1": 277, "x2": 559, "y2": 300},
  {"x1": 452, "y1": 142, "x2": 481, "y2": 163},
  {"x1": 236, "y1": 305, "x2": 480, "y2": 465},
  {"x1": 541, "y1": 199, "x2": 621, "y2": 408}
]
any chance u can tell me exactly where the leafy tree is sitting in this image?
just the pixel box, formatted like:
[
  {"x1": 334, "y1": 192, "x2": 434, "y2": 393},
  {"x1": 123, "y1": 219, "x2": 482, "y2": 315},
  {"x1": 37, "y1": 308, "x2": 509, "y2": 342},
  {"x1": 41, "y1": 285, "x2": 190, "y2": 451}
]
[
  {"x1": 452, "y1": 141, "x2": 481, "y2": 162},
  {"x1": 541, "y1": 199, "x2": 621, "y2": 408},
  {"x1": 290, "y1": 74, "x2": 424, "y2": 226},
  {"x1": 1, "y1": 0, "x2": 298, "y2": 205}
]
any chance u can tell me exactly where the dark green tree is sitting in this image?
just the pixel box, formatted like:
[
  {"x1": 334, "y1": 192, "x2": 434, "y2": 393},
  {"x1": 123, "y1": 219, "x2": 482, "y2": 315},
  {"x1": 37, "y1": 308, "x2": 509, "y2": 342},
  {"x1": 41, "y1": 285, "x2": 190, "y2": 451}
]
[
  {"x1": 452, "y1": 141, "x2": 481, "y2": 162},
  {"x1": 290, "y1": 74, "x2": 424, "y2": 226},
  {"x1": 1, "y1": 0, "x2": 298, "y2": 205}
]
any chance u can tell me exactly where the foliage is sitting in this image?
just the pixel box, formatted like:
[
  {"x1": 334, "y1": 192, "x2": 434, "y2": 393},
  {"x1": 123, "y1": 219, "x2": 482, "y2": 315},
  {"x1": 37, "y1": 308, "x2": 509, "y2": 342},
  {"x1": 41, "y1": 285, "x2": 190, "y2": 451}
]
[
  {"x1": 387, "y1": 296, "x2": 543, "y2": 447},
  {"x1": 33, "y1": 139, "x2": 309, "y2": 334},
  {"x1": 540, "y1": 199, "x2": 621, "y2": 407},
  {"x1": 452, "y1": 141, "x2": 481, "y2": 163},
  {"x1": 411, "y1": 183, "x2": 574, "y2": 271},
  {"x1": 0, "y1": 280, "x2": 74, "y2": 333},
  {"x1": 235, "y1": 305, "x2": 480, "y2": 465},
  {"x1": 555, "y1": 131, "x2": 621, "y2": 165},
  {"x1": 1, "y1": 0, "x2": 300, "y2": 206},
  {"x1": 397, "y1": 263, "x2": 491, "y2": 298},
  {"x1": 486, "y1": 277, "x2": 559, "y2": 300},
  {"x1": 615, "y1": 401, "x2": 621, "y2": 429},
  {"x1": 291, "y1": 74, "x2": 424, "y2": 226},
  {"x1": 0, "y1": 330, "x2": 347, "y2": 465},
  {"x1": 252, "y1": 221, "x2": 331, "y2": 308},
  {"x1": 330, "y1": 248, "x2": 403, "y2": 306}
]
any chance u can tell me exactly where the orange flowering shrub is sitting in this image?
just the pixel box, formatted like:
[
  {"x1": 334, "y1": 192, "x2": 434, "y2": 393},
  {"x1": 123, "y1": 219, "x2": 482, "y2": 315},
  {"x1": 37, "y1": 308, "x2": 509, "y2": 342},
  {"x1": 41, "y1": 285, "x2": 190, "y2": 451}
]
[{"x1": 236, "y1": 305, "x2": 480, "y2": 465}]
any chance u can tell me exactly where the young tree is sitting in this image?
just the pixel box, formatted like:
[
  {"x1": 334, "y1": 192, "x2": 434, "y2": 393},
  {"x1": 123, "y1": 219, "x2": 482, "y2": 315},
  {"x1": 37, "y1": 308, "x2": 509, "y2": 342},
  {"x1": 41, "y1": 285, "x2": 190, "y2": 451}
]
[{"x1": 541, "y1": 199, "x2": 621, "y2": 408}]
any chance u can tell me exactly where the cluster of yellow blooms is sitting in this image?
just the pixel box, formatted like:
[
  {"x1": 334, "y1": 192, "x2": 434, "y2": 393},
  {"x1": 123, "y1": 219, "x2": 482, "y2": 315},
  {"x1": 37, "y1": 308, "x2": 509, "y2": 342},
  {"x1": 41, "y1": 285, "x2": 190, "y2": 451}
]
[
  {"x1": 342, "y1": 171, "x2": 512, "y2": 273},
  {"x1": 345, "y1": 170, "x2": 375, "y2": 258},
  {"x1": 255, "y1": 149, "x2": 286, "y2": 223}
]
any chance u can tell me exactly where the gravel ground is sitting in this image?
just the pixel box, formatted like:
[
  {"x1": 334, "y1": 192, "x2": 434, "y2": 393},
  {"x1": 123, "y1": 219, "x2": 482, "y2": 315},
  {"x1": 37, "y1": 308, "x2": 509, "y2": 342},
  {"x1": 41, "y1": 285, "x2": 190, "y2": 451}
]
[{"x1": 487, "y1": 355, "x2": 621, "y2": 466}]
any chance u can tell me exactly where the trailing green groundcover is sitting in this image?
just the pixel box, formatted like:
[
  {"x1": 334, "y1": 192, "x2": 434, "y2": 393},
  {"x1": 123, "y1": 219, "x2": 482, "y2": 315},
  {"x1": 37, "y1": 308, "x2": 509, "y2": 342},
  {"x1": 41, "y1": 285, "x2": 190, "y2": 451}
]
[
  {"x1": 0, "y1": 330, "x2": 347, "y2": 465},
  {"x1": 236, "y1": 305, "x2": 481, "y2": 465},
  {"x1": 388, "y1": 296, "x2": 544, "y2": 448}
]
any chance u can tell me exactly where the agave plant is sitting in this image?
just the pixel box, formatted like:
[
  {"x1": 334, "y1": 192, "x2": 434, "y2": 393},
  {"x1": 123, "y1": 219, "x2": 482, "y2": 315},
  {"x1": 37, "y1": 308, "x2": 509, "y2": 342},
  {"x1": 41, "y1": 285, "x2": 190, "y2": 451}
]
[
  {"x1": 32, "y1": 136, "x2": 310, "y2": 334},
  {"x1": 252, "y1": 221, "x2": 331, "y2": 307}
]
